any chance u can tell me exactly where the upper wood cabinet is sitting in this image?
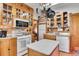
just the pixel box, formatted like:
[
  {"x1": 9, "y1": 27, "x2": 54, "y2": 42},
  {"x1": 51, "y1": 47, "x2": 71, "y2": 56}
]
[
  {"x1": 46, "y1": 12, "x2": 70, "y2": 32},
  {"x1": 0, "y1": 39, "x2": 9, "y2": 56},
  {"x1": 0, "y1": 3, "x2": 33, "y2": 26},
  {"x1": 0, "y1": 3, "x2": 33, "y2": 34},
  {"x1": 32, "y1": 19, "x2": 38, "y2": 42},
  {"x1": 15, "y1": 3, "x2": 33, "y2": 20}
]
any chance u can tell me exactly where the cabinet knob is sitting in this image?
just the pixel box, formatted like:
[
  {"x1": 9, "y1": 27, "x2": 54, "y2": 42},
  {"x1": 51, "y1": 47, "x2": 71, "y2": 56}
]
[
  {"x1": 0, "y1": 41, "x2": 1, "y2": 44},
  {"x1": 8, "y1": 49, "x2": 10, "y2": 51}
]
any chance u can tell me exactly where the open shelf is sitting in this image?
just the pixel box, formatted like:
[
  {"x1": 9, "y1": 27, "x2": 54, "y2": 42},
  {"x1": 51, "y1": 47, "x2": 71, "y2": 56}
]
[
  {"x1": 2, "y1": 4, "x2": 13, "y2": 25},
  {"x1": 46, "y1": 12, "x2": 69, "y2": 32}
]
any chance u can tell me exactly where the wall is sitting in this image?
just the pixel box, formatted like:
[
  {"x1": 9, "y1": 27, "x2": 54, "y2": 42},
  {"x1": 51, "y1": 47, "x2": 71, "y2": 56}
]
[
  {"x1": 26, "y1": 3, "x2": 79, "y2": 19},
  {"x1": 26, "y1": 3, "x2": 79, "y2": 20},
  {"x1": 26, "y1": 3, "x2": 41, "y2": 20},
  {"x1": 51, "y1": 3, "x2": 79, "y2": 28}
]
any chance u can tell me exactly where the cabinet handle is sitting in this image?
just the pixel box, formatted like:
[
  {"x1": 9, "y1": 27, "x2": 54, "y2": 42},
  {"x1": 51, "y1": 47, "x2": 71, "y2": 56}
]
[
  {"x1": 0, "y1": 41, "x2": 2, "y2": 44},
  {"x1": 8, "y1": 49, "x2": 10, "y2": 51}
]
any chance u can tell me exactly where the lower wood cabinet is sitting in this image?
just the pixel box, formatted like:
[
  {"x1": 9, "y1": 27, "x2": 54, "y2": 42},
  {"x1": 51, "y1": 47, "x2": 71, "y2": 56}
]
[
  {"x1": 0, "y1": 39, "x2": 9, "y2": 56},
  {"x1": 0, "y1": 38, "x2": 17, "y2": 56},
  {"x1": 28, "y1": 48, "x2": 47, "y2": 56},
  {"x1": 44, "y1": 33, "x2": 56, "y2": 40}
]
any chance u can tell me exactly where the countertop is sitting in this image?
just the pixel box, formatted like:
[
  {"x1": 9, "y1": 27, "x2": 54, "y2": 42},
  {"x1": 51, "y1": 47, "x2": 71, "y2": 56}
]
[
  {"x1": 57, "y1": 35, "x2": 70, "y2": 37},
  {"x1": 44, "y1": 32, "x2": 57, "y2": 35},
  {"x1": 0, "y1": 34, "x2": 31, "y2": 39},
  {"x1": 27, "y1": 39, "x2": 59, "y2": 55},
  {"x1": 0, "y1": 37, "x2": 17, "y2": 39},
  {"x1": 45, "y1": 32, "x2": 70, "y2": 37}
]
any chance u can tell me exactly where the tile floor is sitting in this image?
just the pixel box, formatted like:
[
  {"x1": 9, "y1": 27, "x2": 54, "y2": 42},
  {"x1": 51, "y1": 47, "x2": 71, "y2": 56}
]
[
  {"x1": 60, "y1": 51, "x2": 79, "y2": 56},
  {"x1": 24, "y1": 51, "x2": 79, "y2": 56}
]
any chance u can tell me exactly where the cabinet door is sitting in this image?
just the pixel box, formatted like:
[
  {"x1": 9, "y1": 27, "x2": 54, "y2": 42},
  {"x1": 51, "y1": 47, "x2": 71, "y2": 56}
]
[
  {"x1": 56, "y1": 36, "x2": 69, "y2": 52},
  {"x1": 9, "y1": 38, "x2": 17, "y2": 56},
  {"x1": 0, "y1": 39, "x2": 9, "y2": 56},
  {"x1": 56, "y1": 36, "x2": 63, "y2": 50},
  {"x1": 38, "y1": 24, "x2": 46, "y2": 40},
  {"x1": 70, "y1": 14, "x2": 79, "y2": 50},
  {"x1": 28, "y1": 35, "x2": 32, "y2": 43},
  {"x1": 60, "y1": 37, "x2": 69, "y2": 52}
]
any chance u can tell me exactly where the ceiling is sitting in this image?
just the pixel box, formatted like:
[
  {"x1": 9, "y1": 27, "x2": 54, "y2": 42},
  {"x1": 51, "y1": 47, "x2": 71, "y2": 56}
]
[
  {"x1": 25, "y1": 3, "x2": 79, "y2": 19},
  {"x1": 25, "y1": 3, "x2": 79, "y2": 10}
]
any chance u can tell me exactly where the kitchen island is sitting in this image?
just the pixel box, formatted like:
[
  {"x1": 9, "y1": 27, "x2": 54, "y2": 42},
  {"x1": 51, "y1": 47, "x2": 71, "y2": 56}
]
[{"x1": 27, "y1": 39, "x2": 59, "y2": 56}]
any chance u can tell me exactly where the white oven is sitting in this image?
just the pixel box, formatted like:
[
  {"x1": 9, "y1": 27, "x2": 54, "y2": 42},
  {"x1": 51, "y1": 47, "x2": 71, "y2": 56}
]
[{"x1": 17, "y1": 35, "x2": 31, "y2": 56}]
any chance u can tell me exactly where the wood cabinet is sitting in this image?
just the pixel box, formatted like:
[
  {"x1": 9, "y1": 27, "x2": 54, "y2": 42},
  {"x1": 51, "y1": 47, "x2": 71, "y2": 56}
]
[
  {"x1": 9, "y1": 38, "x2": 17, "y2": 56},
  {"x1": 15, "y1": 3, "x2": 33, "y2": 20},
  {"x1": 0, "y1": 38, "x2": 17, "y2": 56},
  {"x1": 27, "y1": 39, "x2": 59, "y2": 56},
  {"x1": 28, "y1": 48, "x2": 47, "y2": 56},
  {"x1": 0, "y1": 39, "x2": 9, "y2": 56},
  {"x1": 32, "y1": 19, "x2": 38, "y2": 42},
  {"x1": 46, "y1": 12, "x2": 70, "y2": 32},
  {"x1": 0, "y1": 3, "x2": 14, "y2": 29},
  {"x1": 44, "y1": 33, "x2": 56, "y2": 40},
  {"x1": 0, "y1": 3, "x2": 33, "y2": 34},
  {"x1": 70, "y1": 13, "x2": 79, "y2": 51}
]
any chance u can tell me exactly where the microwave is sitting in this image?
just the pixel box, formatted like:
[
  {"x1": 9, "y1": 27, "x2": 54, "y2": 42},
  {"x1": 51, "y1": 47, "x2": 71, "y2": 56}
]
[{"x1": 14, "y1": 18, "x2": 29, "y2": 27}]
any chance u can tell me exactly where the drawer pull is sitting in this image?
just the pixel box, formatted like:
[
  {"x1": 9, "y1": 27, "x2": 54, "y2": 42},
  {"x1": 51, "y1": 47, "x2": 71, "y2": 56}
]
[{"x1": 8, "y1": 49, "x2": 10, "y2": 51}]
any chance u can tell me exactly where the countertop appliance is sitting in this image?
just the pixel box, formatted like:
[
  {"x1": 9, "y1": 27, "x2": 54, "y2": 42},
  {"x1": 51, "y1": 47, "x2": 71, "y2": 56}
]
[{"x1": 0, "y1": 30, "x2": 7, "y2": 38}]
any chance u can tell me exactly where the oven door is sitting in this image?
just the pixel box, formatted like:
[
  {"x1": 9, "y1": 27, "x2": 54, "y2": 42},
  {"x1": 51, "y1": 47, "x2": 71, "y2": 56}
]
[
  {"x1": 17, "y1": 36, "x2": 31, "y2": 55},
  {"x1": 17, "y1": 39, "x2": 27, "y2": 53}
]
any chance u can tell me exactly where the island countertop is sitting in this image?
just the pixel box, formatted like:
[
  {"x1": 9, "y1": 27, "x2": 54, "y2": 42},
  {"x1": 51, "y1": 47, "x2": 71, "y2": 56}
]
[
  {"x1": 45, "y1": 32, "x2": 70, "y2": 37},
  {"x1": 27, "y1": 39, "x2": 59, "y2": 55},
  {"x1": 0, "y1": 37, "x2": 17, "y2": 39},
  {"x1": 0, "y1": 34, "x2": 31, "y2": 39}
]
